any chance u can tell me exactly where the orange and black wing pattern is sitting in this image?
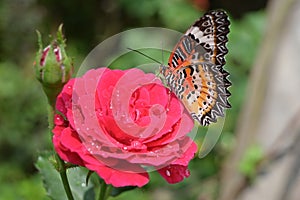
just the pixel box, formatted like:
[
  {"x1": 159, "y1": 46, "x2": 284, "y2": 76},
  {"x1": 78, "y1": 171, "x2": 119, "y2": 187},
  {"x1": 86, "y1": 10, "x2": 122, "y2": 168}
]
[{"x1": 162, "y1": 10, "x2": 231, "y2": 126}]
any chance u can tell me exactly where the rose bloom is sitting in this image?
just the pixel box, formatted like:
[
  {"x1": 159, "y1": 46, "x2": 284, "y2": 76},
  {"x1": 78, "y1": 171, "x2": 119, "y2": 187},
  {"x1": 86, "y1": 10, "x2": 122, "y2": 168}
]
[{"x1": 53, "y1": 67, "x2": 197, "y2": 187}]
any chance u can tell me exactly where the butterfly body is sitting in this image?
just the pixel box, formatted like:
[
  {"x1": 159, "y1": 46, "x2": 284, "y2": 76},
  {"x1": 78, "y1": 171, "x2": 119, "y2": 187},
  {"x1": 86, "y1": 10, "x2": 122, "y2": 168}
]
[{"x1": 161, "y1": 10, "x2": 231, "y2": 126}]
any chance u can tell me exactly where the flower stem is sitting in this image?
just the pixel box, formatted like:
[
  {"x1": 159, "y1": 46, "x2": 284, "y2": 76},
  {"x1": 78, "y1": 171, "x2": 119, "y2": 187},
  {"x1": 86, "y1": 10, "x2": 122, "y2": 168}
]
[
  {"x1": 104, "y1": 185, "x2": 112, "y2": 200},
  {"x1": 56, "y1": 154, "x2": 75, "y2": 200},
  {"x1": 47, "y1": 104, "x2": 74, "y2": 200},
  {"x1": 99, "y1": 179, "x2": 109, "y2": 200}
]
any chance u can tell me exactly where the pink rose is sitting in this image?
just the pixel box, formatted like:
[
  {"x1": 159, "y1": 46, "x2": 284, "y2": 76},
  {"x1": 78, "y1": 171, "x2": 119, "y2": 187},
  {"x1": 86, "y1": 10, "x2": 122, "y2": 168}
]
[{"x1": 53, "y1": 67, "x2": 197, "y2": 187}]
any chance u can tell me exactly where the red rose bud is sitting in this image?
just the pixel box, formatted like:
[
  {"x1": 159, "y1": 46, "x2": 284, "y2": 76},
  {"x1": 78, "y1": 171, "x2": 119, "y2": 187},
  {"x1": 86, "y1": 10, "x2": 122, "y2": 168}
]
[{"x1": 34, "y1": 24, "x2": 73, "y2": 105}]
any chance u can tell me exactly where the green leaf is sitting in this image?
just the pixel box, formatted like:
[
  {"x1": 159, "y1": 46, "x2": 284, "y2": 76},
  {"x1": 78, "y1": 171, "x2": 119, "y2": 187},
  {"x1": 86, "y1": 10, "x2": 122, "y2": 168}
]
[
  {"x1": 110, "y1": 186, "x2": 137, "y2": 197},
  {"x1": 158, "y1": 0, "x2": 200, "y2": 30},
  {"x1": 35, "y1": 153, "x2": 95, "y2": 200},
  {"x1": 118, "y1": 0, "x2": 160, "y2": 19},
  {"x1": 239, "y1": 144, "x2": 263, "y2": 179},
  {"x1": 228, "y1": 11, "x2": 266, "y2": 69}
]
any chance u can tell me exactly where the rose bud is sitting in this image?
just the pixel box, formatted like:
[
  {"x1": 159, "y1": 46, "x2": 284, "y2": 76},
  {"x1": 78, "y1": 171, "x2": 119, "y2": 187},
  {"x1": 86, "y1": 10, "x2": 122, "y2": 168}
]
[{"x1": 34, "y1": 25, "x2": 73, "y2": 104}]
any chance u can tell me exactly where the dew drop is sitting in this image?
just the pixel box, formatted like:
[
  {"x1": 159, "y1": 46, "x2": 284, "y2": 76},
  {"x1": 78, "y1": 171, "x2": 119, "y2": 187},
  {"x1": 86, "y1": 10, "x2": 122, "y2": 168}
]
[
  {"x1": 56, "y1": 115, "x2": 62, "y2": 120},
  {"x1": 81, "y1": 183, "x2": 86, "y2": 187},
  {"x1": 165, "y1": 170, "x2": 171, "y2": 177},
  {"x1": 98, "y1": 111, "x2": 103, "y2": 116},
  {"x1": 88, "y1": 147, "x2": 94, "y2": 154},
  {"x1": 135, "y1": 109, "x2": 141, "y2": 120},
  {"x1": 131, "y1": 140, "x2": 143, "y2": 148},
  {"x1": 185, "y1": 169, "x2": 190, "y2": 177},
  {"x1": 101, "y1": 152, "x2": 107, "y2": 157},
  {"x1": 116, "y1": 90, "x2": 120, "y2": 97},
  {"x1": 154, "y1": 149, "x2": 160, "y2": 154}
]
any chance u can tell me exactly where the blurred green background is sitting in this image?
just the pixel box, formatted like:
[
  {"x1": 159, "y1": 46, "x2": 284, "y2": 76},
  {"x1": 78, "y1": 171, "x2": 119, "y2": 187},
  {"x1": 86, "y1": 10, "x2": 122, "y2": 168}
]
[{"x1": 0, "y1": 0, "x2": 267, "y2": 199}]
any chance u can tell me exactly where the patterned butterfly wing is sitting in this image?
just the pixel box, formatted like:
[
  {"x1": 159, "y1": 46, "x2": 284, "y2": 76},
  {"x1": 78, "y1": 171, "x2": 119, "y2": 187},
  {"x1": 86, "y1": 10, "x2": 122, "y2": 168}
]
[{"x1": 163, "y1": 10, "x2": 231, "y2": 126}]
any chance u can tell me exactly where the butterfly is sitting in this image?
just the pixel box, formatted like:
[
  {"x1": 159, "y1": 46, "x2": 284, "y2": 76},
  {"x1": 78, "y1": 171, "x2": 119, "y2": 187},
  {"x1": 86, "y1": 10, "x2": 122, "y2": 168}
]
[{"x1": 161, "y1": 10, "x2": 231, "y2": 126}]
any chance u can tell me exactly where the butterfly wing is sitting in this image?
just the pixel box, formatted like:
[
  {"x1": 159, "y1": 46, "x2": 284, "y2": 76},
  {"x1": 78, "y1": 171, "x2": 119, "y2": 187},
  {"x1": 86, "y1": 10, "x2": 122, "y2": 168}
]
[
  {"x1": 175, "y1": 62, "x2": 231, "y2": 125},
  {"x1": 165, "y1": 10, "x2": 231, "y2": 126},
  {"x1": 185, "y1": 10, "x2": 230, "y2": 69}
]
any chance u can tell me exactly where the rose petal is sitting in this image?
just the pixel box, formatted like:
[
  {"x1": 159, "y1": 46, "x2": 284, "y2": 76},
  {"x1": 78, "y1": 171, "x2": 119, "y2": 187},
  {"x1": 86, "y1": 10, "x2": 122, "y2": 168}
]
[
  {"x1": 171, "y1": 140, "x2": 197, "y2": 166},
  {"x1": 89, "y1": 165, "x2": 149, "y2": 187},
  {"x1": 157, "y1": 164, "x2": 191, "y2": 184}
]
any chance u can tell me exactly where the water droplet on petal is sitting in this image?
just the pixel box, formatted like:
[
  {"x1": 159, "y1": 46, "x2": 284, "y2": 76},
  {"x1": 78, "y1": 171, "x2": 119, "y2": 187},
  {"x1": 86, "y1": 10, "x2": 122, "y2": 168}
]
[
  {"x1": 185, "y1": 169, "x2": 190, "y2": 177},
  {"x1": 54, "y1": 114, "x2": 65, "y2": 125},
  {"x1": 154, "y1": 149, "x2": 160, "y2": 154},
  {"x1": 96, "y1": 108, "x2": 104, "y2": 117},
  {"x1": 87, "y1": 145, "x2": 94, "y2": 153},
  {"x1": 165, "y1": 169, "x2": 171, "y2": 177},
  {"x1": 135, "y1": 109, "x2": 141, "y2": 120},
  {"x1": 131, "y1": 140, "x2": 142, "y2": 147},
  {"x1": 101, "y1": 152, "x2": 107, "y2": 157}
]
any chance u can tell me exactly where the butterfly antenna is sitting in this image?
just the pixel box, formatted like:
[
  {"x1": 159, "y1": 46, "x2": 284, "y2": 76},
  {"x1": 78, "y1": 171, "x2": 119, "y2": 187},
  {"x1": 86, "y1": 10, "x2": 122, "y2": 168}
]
[
  {"x1": 127, "y1": 47, "x2": 162, "y2": 64},
  {"x1": 161, "y1": 42, "x2": 164, "y2": 65},
  {"x1": 158, "y1": 42, "x2": 165, "y2": 76}
]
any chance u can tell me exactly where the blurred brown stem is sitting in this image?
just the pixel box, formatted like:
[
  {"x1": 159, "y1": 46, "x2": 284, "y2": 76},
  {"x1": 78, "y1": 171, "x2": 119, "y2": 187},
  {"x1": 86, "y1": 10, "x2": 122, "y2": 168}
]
[{"x1": 219, "y1": 0, "x2": 297, "y2": 199}]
